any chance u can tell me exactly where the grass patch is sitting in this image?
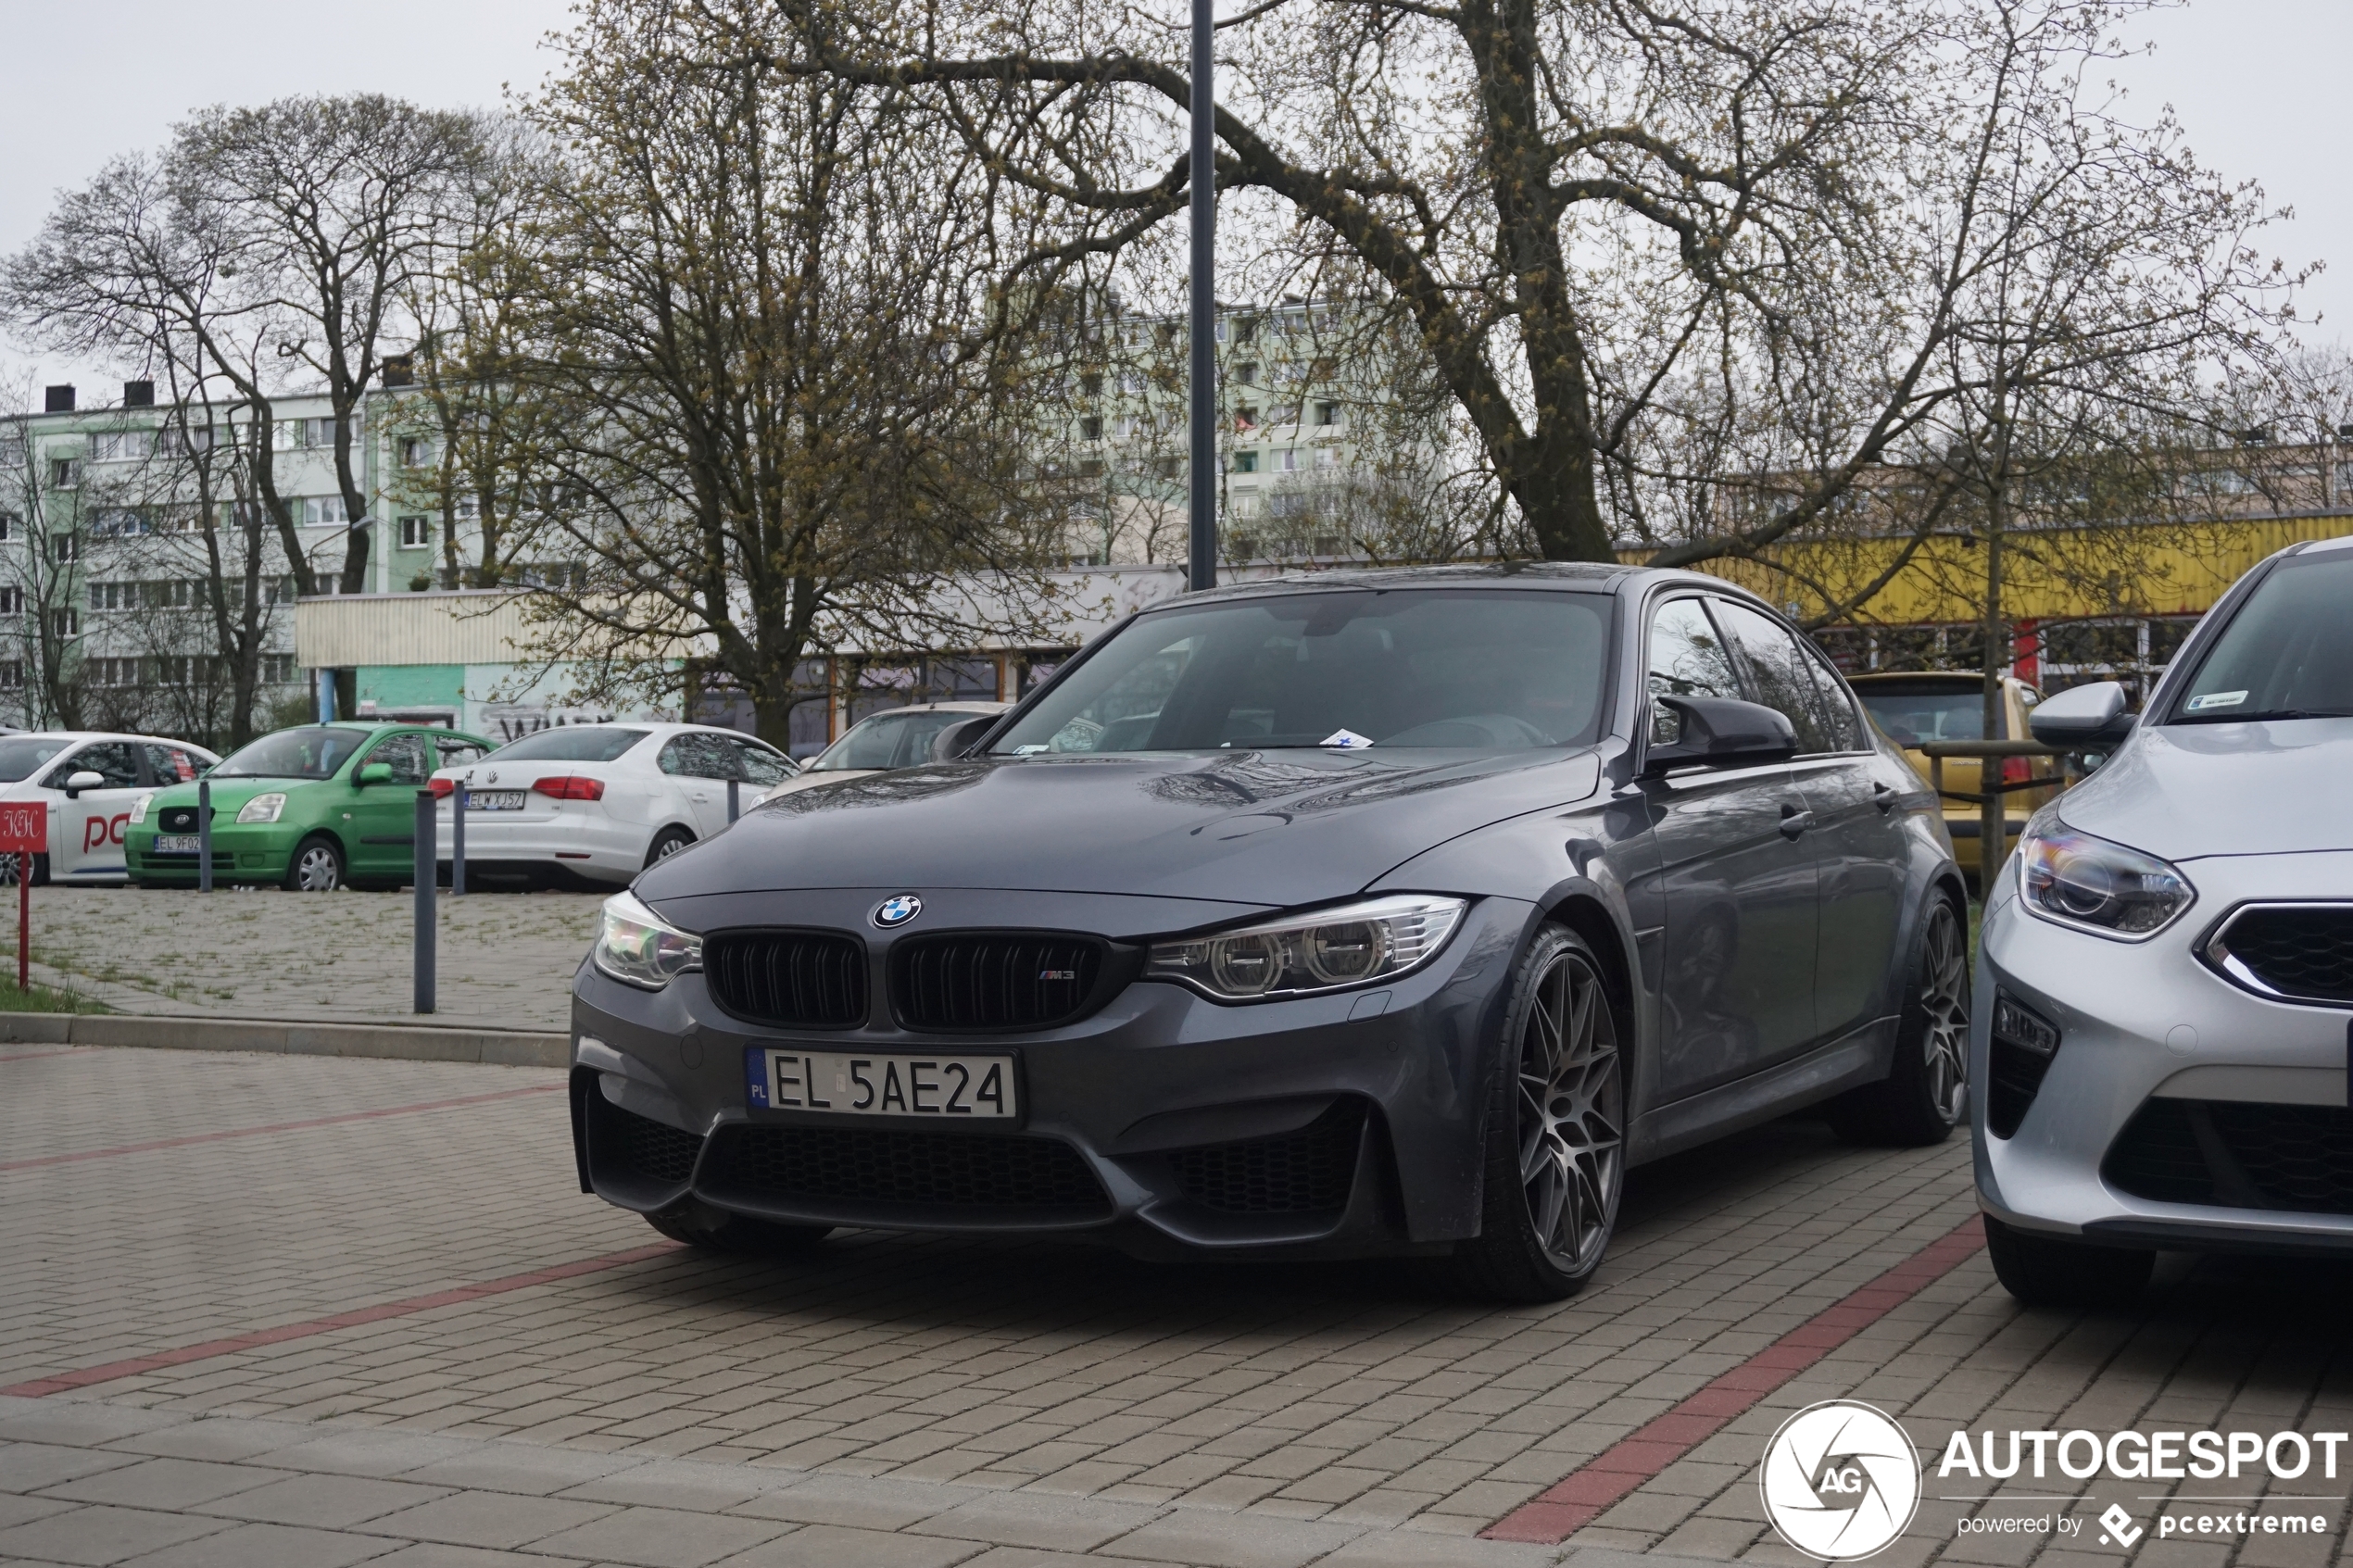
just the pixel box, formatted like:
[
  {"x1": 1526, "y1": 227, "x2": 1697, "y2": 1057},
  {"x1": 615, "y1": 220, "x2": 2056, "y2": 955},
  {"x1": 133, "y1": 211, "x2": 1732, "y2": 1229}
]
[{"x1": 0, "y1": 978, "x2": 109, "y2": 1014}]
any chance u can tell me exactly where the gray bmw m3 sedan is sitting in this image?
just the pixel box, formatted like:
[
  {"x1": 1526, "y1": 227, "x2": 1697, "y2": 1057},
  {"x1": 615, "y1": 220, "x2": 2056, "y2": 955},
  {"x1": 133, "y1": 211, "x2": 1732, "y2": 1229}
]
[{"x1": 569, "y1": 565, "x2": 1965, "y2": 1300}]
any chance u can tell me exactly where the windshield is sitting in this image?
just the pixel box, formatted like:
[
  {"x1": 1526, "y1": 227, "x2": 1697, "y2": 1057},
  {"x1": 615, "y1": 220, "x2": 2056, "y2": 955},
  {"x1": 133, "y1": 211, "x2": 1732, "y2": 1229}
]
[
  {"x1": 1854, "y1": 684, "x2": 1998, "y2": 746},
  {"x1": 481, "y1": 728, "x2": 648, "y2": 764},
  {"x1": 212, "y1": 726, "x2": 366, "y2": 780},
  {"x1": 812, "y1": 711, "x2": 971, "y2": 771},
  {"x1": 2174, "y1": 550, "x2": 2353, "y2": 722},
  {"x1": 0, "y1": 737, "x2": 74, "y2": 783},
  {"x1": 989, "y1": 589, "x2": 1610, "y2": 755}
]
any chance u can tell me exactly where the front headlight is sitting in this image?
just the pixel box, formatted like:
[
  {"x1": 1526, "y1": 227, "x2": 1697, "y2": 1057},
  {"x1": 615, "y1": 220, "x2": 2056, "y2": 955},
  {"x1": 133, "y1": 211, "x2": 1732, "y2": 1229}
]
[
  {"x1": 2018, "y1": 825, "x2": 2194, "y2": 939},
  {"x1": 235, "y1": 793, "x2": 286, "y2": 824},
  {"x1": 593, "y1": 889, "x2": 703, "y2": 990},
  {"x1": 1146, "y1": 895, "x2": 1466, "y2": 1001},
  {"x1": 129, "y1": 793, "x2": 154, "y2": 825}
]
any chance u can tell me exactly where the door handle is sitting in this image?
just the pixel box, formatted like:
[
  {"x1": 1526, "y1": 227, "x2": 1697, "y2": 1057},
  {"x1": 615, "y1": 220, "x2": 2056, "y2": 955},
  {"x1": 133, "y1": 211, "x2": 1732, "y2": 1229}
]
[
  {"x1": 1779, "y1": 805, "x2": 1815, "y2": 840},
  {"x1": 1872, "y1": 782, "x2": 1897, "y2": 814}
]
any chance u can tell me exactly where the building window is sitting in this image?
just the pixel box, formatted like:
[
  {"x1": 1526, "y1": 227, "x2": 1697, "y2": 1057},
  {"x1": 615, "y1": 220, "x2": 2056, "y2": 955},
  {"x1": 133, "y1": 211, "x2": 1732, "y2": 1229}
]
[
  {"x1": 262, "y1": 653, "x2": 298, "y2": 685},
  {"x1": 0, "y1": 587, "x2": 19, "y2": 614},
  {"x1": 49, "y1": 608, "x2": 79, "y2": 639},
  {"x1": 1277, "y1": 448, "x2": 1299, "y2": 472},
  {"x1": 1234, "y1": 362, "x2": 1258, "y2": 385},
  {"x1": 0, "y1": 661, "x2": 19, "y2": 690},
  {"x1": 89, "y1": 508, "x2": 150, "y2": 538},
  {"x1": 398, "y1": 516, "x2": 431, "y2": 548},
  {"x1": 1235, "y1": 408, "x2": 1258, "y2": 433},
  {"x1": 399, "y1": 436, "x2": 438, "y2": 467},
  {"x1": 1315, "y1": 446, "x2": 1338, "y2": 469},
  {"x1": 1076, "y1": 458, "x2": 1105, "y2": 478},
  {"x1": 1232, "y1": 450, "x2": 1258, "y2": 474},
  {"x1": 0, "y1": 512, "x2": 13, "y2": 542},
  {"x1": 1236, "y1": 318, "x2": 1258, "y2": 345},
  {"x1": 300, "y1": 495, "x2": 350, "y2": 527},
  {"x1": 1078, "y1": 372, "x2": 1103, "y2": 397},
  {"x1": 1078, "y1": 416, "x2": 1102, "y2": 442},
  {"x1": 1314, "y1": 401, "x2": 1340, "y2": 427},
  {"x1": 300, "y1": 416, "x2": 356, "y2": 449},
  {"x1": 48, "y1": 458, "x2": 79, "y2": 490},
  {"x1": 91, "y1": 657, "x2": 142, "y2": 687},
  {"x1": 90, "y1": 430, "x2": 155, "y2": 463},
  {"x1": 50, "y1": 533, "x2": 78, "y2": 564},
  {"x1": 90, "y1": 581, "x2": 136, "y2": 611}
]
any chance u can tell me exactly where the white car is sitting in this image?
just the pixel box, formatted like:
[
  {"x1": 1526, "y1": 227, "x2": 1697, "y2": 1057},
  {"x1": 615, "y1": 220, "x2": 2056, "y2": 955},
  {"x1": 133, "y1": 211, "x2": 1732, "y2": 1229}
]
[
  {"x1": 0, "y1": 731, "x2": 220, "y2": 884},
  {"x1": 757, "y1": 701, "x2": 1010, "y2": 803},
  {"x1": 430, "y1": 722, "x2": 796, "y2": 888}
]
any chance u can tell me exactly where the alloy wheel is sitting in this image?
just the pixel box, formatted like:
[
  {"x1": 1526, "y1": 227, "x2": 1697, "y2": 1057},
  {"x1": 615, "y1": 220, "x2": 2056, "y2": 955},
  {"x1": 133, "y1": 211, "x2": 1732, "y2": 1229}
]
[
  {"x1": 295, "y1": 847, "x2": 340, "y2": 891},
  {"x1": 1517, "y1": 948, "x2": 1623, "y2": 1273},
  {"x1": 1919, "y1": 902, "x2": 1969, "y2": 1123}
]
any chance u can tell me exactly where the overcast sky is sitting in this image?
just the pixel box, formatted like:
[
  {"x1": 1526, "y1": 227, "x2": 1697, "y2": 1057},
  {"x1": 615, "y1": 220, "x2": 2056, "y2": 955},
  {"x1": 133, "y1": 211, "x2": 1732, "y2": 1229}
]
[{"x1": 2, "y1": 0, "x2": 2345, "y2": 400}]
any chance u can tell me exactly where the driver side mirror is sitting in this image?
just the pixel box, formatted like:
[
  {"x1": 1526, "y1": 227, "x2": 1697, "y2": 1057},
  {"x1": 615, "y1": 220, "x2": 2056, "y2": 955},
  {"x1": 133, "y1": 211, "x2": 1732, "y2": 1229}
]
[
  {"x1": 1642, "y1": 696, "x2": 1798, "y2": 777},
  {"x1": 2028, "y1": 680, "x2": 2136, "y2": 748},
  {"x1": 62, "y1": 770, "x2": 106, "y2": 799},
  {"x1": 355, "y1": 762, "x2": 394, "y2": 787},
  {"x1": 930, "y1": 715, "x2": 1000, "y2": 762}
]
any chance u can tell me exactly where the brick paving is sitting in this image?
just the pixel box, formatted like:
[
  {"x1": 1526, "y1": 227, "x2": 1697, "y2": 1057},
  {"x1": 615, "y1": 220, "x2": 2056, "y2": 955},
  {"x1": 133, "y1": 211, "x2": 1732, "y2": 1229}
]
[
  {"x1": 2, "y1": 1044, "x2": 2348, "y2": 1567},
  {"x1": 6, "y1": 885, "x2": 601, "y2": 1030}
]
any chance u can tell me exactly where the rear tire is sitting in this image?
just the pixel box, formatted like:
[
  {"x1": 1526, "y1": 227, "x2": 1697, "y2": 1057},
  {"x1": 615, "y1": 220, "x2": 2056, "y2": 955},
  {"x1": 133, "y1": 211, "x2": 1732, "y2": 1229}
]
[
  {"x1": 645, "y1": 1200, "x2": 830, "y2": 1257},
  {"x1": 643, "y1": 826, "x2": 695, "y2": 869},
  {"x1": 1984, "y1": 1215, "x2": 2152, "y2": 1308},
  {"x1": 1827, "y1": 896, "x2": 1969, "y2": 1147},
  {"x1": 1453, "y1": 925, "x2": 1625, "y2": 1304},
  {"x1": 283, "y1": 835, "x2": 345, "y2": 893}
]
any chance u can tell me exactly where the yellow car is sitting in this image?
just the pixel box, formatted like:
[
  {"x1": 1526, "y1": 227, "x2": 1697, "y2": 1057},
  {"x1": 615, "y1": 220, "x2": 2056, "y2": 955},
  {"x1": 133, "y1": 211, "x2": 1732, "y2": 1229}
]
[{"x1": 1848, "y1": 672, "x2": 2059, "y2": 876}]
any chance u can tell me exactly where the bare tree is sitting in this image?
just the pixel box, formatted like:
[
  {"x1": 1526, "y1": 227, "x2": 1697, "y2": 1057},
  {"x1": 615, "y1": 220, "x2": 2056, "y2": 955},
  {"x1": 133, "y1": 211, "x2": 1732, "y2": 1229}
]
[{"x1": 501, "y1": 0, "x2": 1067, "y2": 746}]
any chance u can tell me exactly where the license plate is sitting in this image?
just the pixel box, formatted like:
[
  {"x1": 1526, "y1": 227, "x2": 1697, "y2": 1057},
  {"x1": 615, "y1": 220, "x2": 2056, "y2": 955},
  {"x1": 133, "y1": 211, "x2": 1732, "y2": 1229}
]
[
  {"x1": 154, "y1": 834, "x2": 201, "y2": 852},
  {"x1": 749, "y1": 1047, "x2": 1018, "y2": 1120},
  {"x1": 469, "y1": 791, "x2": 527, "y2": 810}
]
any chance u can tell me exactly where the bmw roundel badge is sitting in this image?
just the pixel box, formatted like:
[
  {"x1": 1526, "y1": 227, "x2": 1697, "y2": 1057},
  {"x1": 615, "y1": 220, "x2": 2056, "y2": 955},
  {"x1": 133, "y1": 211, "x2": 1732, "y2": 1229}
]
[{"x1": 873, "y1": 893, "x2": 923, "y2": 928}]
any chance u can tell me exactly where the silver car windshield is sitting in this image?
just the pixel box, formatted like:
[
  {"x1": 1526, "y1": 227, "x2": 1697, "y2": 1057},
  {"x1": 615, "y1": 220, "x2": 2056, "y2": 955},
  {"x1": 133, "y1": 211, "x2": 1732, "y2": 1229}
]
[
  {"x1": 990, "y1": 590, "x2": 1610, "y2": 755},
  {"x1": 2173, "y1": 550, "x2": 2353, "y2": 724}
]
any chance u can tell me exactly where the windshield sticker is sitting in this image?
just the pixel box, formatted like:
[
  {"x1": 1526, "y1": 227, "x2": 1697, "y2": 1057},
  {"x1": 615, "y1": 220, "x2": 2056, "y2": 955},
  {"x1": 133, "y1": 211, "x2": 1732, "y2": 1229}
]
[
  {"x1": 2185, "y1": 691, "x2": 2248, "y2": 712},
  {"x1": 1013, "y1": 745, "x2": 1051, "y2": 756},
  {"x1": 1320, "y1": 729, "x2": 1374, "y2": 749}
]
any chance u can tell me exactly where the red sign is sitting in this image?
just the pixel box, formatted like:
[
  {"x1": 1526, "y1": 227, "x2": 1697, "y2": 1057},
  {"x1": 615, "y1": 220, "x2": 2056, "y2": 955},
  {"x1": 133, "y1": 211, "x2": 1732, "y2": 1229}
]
[{"x1": 0, "y1": 803, "x2": 43, "y2": 855}]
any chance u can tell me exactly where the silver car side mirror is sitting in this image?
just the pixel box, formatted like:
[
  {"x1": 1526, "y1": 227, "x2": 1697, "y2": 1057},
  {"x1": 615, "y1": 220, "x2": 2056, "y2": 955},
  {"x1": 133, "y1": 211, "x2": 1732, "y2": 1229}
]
[
  {"x1": 62, "y1": 769, "x2": 106, "y2": 799},
  {"x1": 2028, "y1": 681, "x2": 2135, "y2": 748}
]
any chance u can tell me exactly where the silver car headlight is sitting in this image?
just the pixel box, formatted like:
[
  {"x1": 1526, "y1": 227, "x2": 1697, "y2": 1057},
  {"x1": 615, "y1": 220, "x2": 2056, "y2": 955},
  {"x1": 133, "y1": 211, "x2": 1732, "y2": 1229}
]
[
  {"x1": 1145, "y1": 895, "x2": 1466, "y2": 1001},
  {"x1": 235, "y1": 792, "x2": 286, "y2": 824},
  {"x1": 129, "y1": 792, "x2": 154, "y2": 825},
  {"x1": 594, "y1": 889, "x2": 703, "y2": 990},
  {"x1": 2018, "y1": 825, "x2": 2194, "y2": 939}
]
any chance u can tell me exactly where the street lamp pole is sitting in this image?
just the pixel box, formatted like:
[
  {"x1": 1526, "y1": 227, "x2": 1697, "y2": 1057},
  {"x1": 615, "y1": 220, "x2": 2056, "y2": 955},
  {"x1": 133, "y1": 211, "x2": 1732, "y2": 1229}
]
[{"x1": 1187, "y1": 0, "x2": 1217, "y2": 593}]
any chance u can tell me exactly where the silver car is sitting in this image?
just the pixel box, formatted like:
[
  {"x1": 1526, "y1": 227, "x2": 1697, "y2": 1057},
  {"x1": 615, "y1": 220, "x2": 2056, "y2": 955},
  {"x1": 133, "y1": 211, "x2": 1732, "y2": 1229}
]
[{"x1": 1976, "y1": 535, "x2": 2353, "y2": 1306}]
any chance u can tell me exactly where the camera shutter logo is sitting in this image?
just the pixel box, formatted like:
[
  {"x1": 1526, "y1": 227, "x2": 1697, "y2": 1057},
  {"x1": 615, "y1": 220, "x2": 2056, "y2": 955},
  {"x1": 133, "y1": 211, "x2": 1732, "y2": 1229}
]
[{"x1": 1759, "y1": 1400, "x2": 1922, "y2": 1561}]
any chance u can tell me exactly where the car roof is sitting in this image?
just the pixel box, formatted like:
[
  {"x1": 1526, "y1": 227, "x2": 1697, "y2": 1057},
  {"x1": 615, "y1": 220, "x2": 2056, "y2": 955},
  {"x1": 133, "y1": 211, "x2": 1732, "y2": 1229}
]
[
  {"x1": 851, "y1": 702, "x2": 1008, "y2": 718},
  {"x1": 1846, "y1": 672, "x2": 2020, "y2": 690},
  {"x1": 5, "y1": 730, "x2": 219, "y2": 751}
]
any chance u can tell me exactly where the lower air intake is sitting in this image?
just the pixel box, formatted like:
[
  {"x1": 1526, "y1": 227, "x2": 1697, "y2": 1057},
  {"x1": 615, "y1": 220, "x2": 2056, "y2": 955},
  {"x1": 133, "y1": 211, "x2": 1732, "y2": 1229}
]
[
  {"x1": 706, "y1": 1125, "x2": 1111, "y2": 1218},
  {"x1": 2104, "y1": 1098, "x2": 2353, "y2": 1215},
  {"x1": 1168, "y1": 1100, "x2": 1366, "y2": 1214}
]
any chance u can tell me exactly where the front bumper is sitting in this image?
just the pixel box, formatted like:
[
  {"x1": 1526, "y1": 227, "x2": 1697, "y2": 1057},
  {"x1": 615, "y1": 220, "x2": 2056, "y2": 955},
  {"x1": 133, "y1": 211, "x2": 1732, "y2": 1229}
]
[
  {"x1": 1975, "y1": 849, "x2": 2353, "y2": 1253},
  {"x1": 569, "y1": 891, "x2": 1532, "y2": 1256},
  {"x1": 125, "y1": 827, "x2": 291, "y2": 883}
]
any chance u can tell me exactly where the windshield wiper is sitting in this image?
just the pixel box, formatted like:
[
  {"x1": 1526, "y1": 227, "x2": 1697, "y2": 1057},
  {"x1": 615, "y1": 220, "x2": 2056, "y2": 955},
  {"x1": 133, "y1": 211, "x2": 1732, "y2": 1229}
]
[{"x1": 2177, "y1": 708, "x2": 2353, "y2": 724}]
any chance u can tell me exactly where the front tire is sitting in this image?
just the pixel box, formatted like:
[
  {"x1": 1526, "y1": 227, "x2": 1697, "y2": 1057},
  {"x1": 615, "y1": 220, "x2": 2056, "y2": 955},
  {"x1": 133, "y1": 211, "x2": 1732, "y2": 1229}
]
[
  {"x1": 284, "y1": 835, "x2": 346, "y2": 892},
  {"x1": 645, "y1": 1200, "x2": 830, "y2": 1257},
  {"x1": 1453, "y1": 925, "x2": 1625, "y2": 1304},
  {"x1": 1984, "y1": 1216, "x2": 2152, "y2": 1308},
  {"x1": 1827, "y1": 895, "x2": 1969, "y2": 1147}
]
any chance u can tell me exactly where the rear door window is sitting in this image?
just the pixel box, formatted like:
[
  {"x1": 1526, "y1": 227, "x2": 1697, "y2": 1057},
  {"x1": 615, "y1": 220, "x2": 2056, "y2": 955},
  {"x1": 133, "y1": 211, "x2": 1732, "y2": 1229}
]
[
  {"x1": 143, "y1": 744, "x2": 203, "y2": 784},
  {"x1": 1713, "y1": 600, "x2": 1837, "y2": 754}
]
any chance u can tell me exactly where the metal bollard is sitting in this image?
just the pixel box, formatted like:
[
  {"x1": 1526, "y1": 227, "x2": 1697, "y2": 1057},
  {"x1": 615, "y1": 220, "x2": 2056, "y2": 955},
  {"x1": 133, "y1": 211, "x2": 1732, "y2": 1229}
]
[
  {"x1": 413, "y1": 790, "x2": 435, "y2": 1014},
  {"x1": 196, "y1": 779, "x2": 212, "y2": 893},
  {"x1": 451, "y1": 784, "x2": 466, "y2": 897},
  {"x1": 727, "y1": 777, "x2": 739, "y2": 823}
]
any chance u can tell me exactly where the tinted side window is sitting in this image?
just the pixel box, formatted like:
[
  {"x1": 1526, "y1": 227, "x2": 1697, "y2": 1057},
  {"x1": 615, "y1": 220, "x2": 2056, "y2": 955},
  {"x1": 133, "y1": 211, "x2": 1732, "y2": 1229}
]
[
  {"x1": 1794, "y1": 645, "x2": 1865, "y2": 751},
  {"x1": 659, "y1": 733, "x2": 738, "y2": 780},
  {"x1": 1714, "y1": 600, "x2": 1834, "y2": 754},
  {"x1": 51, "y1": 742, "x2": 143, "y2": 789},
  {"x1": 434, "y1": 736, "x2": 487, "y2": 769},
  {"x1": 1648, "y1": 598, "x2": 1743, "y2": 707},
  {"x1": 143, "y1": 744, "x2": 202, "y2": 784},
  {"x1": 730, "y1": 738, "x2": 789, "y2": 785},
  {"x1": 364, "y1": 733, "x2": 431, "y2": 784}
]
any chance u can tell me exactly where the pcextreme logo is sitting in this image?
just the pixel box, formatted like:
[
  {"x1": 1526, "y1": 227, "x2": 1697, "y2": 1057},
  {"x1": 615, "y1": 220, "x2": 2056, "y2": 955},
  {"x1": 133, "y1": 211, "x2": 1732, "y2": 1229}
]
[{"x1": 1759, "y1": 1400, "x2": 1923, "y2": 1561}]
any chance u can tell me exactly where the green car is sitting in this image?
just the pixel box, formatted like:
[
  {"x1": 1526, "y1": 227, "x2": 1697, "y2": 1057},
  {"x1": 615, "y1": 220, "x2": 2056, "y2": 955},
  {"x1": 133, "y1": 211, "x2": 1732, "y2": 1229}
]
[{"x1": 127, "y1": 723, "x2": 493, "y2": 891}]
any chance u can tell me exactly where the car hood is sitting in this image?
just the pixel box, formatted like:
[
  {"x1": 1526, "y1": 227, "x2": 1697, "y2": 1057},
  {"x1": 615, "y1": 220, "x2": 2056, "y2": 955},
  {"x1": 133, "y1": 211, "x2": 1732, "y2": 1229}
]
[
  {"x1": 2057, "y1": 717, "x2": 2353, "y2": 860},
  {"x1": 145, "y1": 778, "x2": 325, "y2": 815},
  {"x1": 638, "y1": 747, "x2": 1606, "y2": 909}
]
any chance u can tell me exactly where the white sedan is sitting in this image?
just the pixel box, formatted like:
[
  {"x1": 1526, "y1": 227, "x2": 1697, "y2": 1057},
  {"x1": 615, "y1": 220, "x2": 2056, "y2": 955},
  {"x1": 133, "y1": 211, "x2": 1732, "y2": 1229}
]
[
  {"x1": 757, "y1": 701, "x2": 1009, "y2": 803},
  {"x1": 0, "y1": 731, "x2": 220, "y2": 884},
  {"x1": 429, "y1": 723, "x2": 795, "y2": 888}
]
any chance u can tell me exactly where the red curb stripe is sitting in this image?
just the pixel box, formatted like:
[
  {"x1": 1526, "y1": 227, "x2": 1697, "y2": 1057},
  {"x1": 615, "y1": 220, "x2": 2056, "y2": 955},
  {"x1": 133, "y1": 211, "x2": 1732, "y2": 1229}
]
[
  {"x1": 0, "y1": 1083, "x2": 560, "y2": 1173},
  {"x1": 1, "y1": 1240, "x2": 682, "y2": 1398},
  {"x1": 1481, "y1": 1215, "x2": 1987, "y2": 1546}
]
